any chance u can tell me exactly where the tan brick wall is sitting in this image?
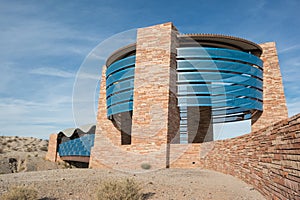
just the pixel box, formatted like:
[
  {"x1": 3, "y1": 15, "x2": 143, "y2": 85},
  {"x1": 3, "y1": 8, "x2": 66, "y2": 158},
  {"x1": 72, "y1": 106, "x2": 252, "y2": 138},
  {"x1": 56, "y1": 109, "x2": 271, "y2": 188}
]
[
  {"x1": 89, "y1": 66, "x2": 122, "y2": 169},
  {"x1": 169, "y1": 144, "x2": 201, "y2": 168},
  {"x1": 252, "y1": 42, "x2": 288, "y2": 132},
  {"x1": 168, "y1": 114, "x2": 300, "y2": 200},
  {"x1": 89, "y1": 26, "x2": 297, "y2": 199},
  {"x1": 45, "y1": 133, "x2": 58, "y2": 162},
  {"x1": 90, "y1": 22, "x2": 180, "y2": 171},
  {"x1": 131, "y1": 22, "x2": 179, "y2": 146}
]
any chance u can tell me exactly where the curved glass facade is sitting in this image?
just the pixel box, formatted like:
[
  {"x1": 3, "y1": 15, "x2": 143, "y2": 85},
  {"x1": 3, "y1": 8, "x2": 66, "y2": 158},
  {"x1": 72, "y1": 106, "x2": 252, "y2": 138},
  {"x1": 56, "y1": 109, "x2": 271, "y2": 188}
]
[
  {"x1": 58, "y1": 134, "x2": 95, "y2": 157},
  {"x1": 177, "y1": 47, "x2": 263, "y2": 123},
  {"x1": 105, "y1": 48, "x2": 263, "y2": 123},
  {"x1": 106, "y1": 55, "x2": 136, "y2": 117}
]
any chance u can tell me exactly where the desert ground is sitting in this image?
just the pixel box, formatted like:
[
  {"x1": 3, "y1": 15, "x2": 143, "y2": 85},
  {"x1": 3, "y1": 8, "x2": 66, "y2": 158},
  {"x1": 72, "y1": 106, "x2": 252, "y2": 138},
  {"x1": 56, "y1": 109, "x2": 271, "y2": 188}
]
[{"x1": 0, "y1": 136, "x2": 265, "y2": 200}]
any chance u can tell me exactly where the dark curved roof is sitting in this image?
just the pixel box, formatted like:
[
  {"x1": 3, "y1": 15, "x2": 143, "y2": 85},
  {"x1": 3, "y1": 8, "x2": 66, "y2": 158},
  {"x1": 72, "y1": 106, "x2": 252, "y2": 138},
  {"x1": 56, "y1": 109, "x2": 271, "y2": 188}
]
[
  {"x1": 178, "y1": 34, "x2": 262, "y2": 56},
  {"x1": 106, "y1": 33, "x2": 262, "y2": 66},
  {"x1": 106, "y1": 43, "x2": 136, "y2": 67}
]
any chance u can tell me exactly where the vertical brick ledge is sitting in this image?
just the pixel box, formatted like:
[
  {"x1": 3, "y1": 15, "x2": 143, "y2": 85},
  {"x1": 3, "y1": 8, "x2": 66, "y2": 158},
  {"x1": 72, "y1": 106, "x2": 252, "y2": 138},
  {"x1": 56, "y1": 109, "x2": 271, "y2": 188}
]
[{"x1": 252, "y1": 42, "x2": 288, "y2": 132}]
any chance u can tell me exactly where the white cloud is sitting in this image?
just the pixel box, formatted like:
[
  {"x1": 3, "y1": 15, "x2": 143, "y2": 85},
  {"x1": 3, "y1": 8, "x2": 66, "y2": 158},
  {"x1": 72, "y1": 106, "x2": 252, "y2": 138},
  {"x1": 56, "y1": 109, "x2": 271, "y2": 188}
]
[{"x1": 0, "y1": 97, "x2": 74, "y2": 139}]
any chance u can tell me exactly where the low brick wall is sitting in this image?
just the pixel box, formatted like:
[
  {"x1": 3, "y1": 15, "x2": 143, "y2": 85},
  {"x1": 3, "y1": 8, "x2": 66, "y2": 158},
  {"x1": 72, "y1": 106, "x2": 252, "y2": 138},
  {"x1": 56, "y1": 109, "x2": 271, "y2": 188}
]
[{"x1": 175, "y1": 114, "x2": 299, "y2": 200}]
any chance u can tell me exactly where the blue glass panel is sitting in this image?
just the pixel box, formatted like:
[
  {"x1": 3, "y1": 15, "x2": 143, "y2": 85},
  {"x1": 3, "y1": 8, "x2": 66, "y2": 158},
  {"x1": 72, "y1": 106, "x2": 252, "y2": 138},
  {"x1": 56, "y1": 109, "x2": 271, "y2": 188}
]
[
  {"x1": 178, "y1": 84, "x2": 262, "y2": 100},
  {"x1": 177, "y1": 73, "x2": 262, "y2": 90},
  {"x1": 107, "y1": 90, "x2": 134, "y2": 107},
  {"x1": 176, "y1": 47, "x2": 264, "y2": 123},
  {"x1": 106, "y1": 55, "x2": 136, "y2": 117},
  {"x1": 212, "y1": 107, "x2": 250, "y2": 116},
  {"x1": 106, "y1": 67, "x2": 135, "y2": 87},
  {"x1": 177, "y1": 60, "x2": 262, "y2": 79},
  {"x1": 106, "y1": 56, "x2": 136, "y2": 76},
  {"x1": 177, "y1": 47, "x2": 263, "y2": 68},
  {"x1": 58, "y1": 134, "x2": 95, "y2": 157},
  {"x1": 178, "y1": 96, "x2": 262, "y2": 110},
  {"x1": 107, "y1": 101, "x2": 133, "y2": 116},
  {"x1": 106, "y1": 79, "x2": 134, "y2": 97}
]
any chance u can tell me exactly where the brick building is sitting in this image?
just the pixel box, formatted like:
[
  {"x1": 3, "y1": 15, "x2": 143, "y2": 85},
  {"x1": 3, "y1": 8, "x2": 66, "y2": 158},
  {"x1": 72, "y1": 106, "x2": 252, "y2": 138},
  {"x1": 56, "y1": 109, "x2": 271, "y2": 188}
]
[{"x1": 47, "y1": 23, "x2": 300, "y2": 199}]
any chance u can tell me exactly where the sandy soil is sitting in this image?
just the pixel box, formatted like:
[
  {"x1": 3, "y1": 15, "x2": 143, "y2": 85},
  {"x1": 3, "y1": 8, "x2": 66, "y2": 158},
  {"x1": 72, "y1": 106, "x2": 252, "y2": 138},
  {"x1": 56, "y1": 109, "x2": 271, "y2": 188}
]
[
  {"x1": 0, "y1": 136, "x2": 265, "y2": 200},
  {"x1": 0, "y1": 136, "x2": 67, "y2": 174}
]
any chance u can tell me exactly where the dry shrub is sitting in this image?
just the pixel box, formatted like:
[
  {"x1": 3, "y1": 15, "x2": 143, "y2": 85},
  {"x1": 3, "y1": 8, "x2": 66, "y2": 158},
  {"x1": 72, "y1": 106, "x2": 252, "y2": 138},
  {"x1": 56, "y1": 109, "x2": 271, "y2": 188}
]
[
  {"x1": 97, "y1": 178, "x2": 142, "y2": 200},
  {"x1": 0, "y1": 148, "x2": 3, "y2": 154},
  {"x1": 39, "y1": 146, "x2": 48, "y2": 151},
  {"x1": 1, "y1": 186, "x2": 38, "y2": 200}
]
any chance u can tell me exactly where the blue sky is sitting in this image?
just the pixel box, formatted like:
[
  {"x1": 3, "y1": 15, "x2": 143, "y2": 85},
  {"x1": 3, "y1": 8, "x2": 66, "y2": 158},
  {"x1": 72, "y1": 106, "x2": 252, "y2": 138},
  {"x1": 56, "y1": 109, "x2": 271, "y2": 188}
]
[{"x1": 1, "y1": 0, "x2": 300, "y2": 139}]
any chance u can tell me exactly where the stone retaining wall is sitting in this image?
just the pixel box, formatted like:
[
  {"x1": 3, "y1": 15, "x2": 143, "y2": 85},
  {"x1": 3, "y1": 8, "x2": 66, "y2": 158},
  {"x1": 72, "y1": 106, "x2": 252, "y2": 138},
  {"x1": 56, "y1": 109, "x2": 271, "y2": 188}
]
[{"x1": 171, "y1": 114, "x2": 300, "y2": 200}]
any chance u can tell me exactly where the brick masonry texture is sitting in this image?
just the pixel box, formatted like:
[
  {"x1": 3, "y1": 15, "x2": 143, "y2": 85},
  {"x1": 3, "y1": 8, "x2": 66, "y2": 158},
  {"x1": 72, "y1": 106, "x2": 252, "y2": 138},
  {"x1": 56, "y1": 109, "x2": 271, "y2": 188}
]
[
  {"x1": 52, "y1": 23, "x2": 299, "y2": 199},
  {"x1": 45, "y1": 133, "x2": 58, "y2": 162},
  {"x1": 131, "y1": 22, "x2": 179, "y2": 146},
  {"x1": 170, "y1": 114, "x2": 300, "y2": 200},
  {"x1": 89, "y1": 22, "x2": 180, "y2": 171},
  {"x1": 251, "y1": 42, "x2": 288, "y2": 132}
]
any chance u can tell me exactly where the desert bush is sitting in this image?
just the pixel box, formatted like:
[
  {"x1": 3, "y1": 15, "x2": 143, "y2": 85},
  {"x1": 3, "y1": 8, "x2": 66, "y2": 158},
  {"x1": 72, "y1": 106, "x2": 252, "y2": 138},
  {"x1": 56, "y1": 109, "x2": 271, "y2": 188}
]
[
  {"x1": 141, "y1": 163, "x2": 151, "y2": 170},
  {"x1": 1, "y1": 186, "x2": 38, "y2": 200},
  {"x1": 96, "y1": 178, "x2": 142, "y2": 200},
  {"x1": 39, "y1": 146, "x2": 48, "y2": 151},
  {"x1": 0, "y1": 148, "x2": 3, "y2": 154}
]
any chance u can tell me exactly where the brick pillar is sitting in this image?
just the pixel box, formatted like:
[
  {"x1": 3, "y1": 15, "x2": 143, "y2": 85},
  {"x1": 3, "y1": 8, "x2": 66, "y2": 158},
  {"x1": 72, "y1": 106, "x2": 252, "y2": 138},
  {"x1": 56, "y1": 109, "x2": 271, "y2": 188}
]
[
  {"x1": 251, "y1": 42, "x2": 288, "y2": 132},
  {"x1": 131, "y1": 22, "x2": 180, "y2": 146},
  {"x1": 45, "y1": 133, "x2": 58, "y2": 162},
  {"x1": 90, "y1": 22, "x2": 180, "y2": 171},
  {"x1": 187, "y1": 106, "x2": 213, "y2": 143},
  {"x1": 89, "y1": 66, "x2": 122, "y2": 169}
]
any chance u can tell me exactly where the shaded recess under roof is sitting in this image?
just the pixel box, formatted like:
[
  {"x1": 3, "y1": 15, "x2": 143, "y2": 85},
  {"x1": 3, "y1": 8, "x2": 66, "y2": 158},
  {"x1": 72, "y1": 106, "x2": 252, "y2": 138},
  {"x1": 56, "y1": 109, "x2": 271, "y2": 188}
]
[{"x1": 58, "y1": 124, "x2": 95, "y2": 138}]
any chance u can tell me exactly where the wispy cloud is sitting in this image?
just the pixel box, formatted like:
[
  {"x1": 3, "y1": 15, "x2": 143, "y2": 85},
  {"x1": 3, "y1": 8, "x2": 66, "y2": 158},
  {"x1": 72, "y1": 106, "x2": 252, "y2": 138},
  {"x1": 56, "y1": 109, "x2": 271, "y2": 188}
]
[
  {"x1": 0, "y1": 97, "x2": 74, "y2": 139},
  {"x1": 278, "y1": 45, "x2": 300, "y2": 54},
  {"x1": 30, "y1": 67, "x2": 75, "y2": 78}
]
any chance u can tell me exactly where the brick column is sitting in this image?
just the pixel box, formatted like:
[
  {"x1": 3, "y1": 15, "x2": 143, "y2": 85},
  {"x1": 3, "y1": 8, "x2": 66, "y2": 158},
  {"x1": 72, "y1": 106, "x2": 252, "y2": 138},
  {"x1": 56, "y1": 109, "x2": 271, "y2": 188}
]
[
  {"x1": 252, "y1": 42, "x2": 288, "y2": 132},
  {"x1": 89, "y1": 66, "x2": 122, "y2": 169},
  {"x1": 45, "y1": 133, "x2": 58, "y2": 162},
  {"x1": 131, "y1": 22, "x2": 179, "y2": 146},
  {"x1": 90, "y1": 22, "x2": 180, "y2": 171}
]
